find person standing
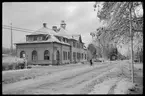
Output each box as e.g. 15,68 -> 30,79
90,59 -> 93,66
88,50 -> 93,66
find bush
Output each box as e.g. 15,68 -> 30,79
2,62 -> 26,71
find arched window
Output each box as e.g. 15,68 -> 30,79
20,51 -> 26,58
32,50 -> 37,61
44,50 -> 50,60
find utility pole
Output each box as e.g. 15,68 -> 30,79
129,2 -> 134,83
10,23 -> 13,55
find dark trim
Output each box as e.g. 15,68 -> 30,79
15,41 -> 71,46
15,42 -> 51,45
26,34 -> 47,36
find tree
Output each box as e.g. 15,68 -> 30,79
2,47 -> 17,56
93,2 -> 143,58
87,43 -> 96,58
94,2 -> 143,83
94,2 -> 143,41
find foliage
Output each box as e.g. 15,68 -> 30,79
2,47 -> 17,56
87,43 -> 96,58
2,55 -> 26,71
94,2 -> 143,41
2,62 -> 25,71
93,2 -> 143,59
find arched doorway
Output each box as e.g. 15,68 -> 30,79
32,50 -> 37,61
56,50 -> 60,65
20,51 -> 26,58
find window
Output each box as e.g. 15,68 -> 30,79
85,54 -> 87,59
68,52 -> 70,60
66,39 -> 68,43
39,36 -> 43,41
26,37 -> 28,41
73,42 -> 75,47
44,50 -> 50,60
42,36 -> 45,40
34,36 -> 37,41
63,38 -> 65,42
57,37 -> 61,41
63,51 -> 68,60
63,51 -> 65,60
32,50 -> 37,61
82,53 -> 83,59
66,52 -> 67,60
73,52 -> 76,61
77,52 -> 80,60
29,37 -> 32,41
20,51 -> 25,58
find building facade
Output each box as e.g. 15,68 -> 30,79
15,21 -> 87,65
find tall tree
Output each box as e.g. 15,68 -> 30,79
94,2 -> 143,41
94,2 -> 143,83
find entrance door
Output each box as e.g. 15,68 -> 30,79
56,50 -> 60,65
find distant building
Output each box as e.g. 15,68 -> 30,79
15,21 -> 87,65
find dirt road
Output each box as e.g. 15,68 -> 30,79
3,61 -> 123,94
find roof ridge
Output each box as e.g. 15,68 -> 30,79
30,27 -> 57,35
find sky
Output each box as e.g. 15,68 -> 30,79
2,2 -> 103,48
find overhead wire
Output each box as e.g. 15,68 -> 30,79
2,24 -> 54,34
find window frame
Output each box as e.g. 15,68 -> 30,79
33,36 -> 37,41
68,52 -> 70,60
20,51 -> 26,58
32,50 -> 38,61
44,50 -> 50,60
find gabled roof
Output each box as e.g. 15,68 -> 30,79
72,35 -> 80,41
30,27 -> 57,35
47,35 -> 60,42
56,28 -> 70,38
71,35 -> 83,43
56,28 -> 83,42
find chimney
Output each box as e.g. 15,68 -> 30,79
60,20 -> 66,29
43,23 -> 47,28
52,26 -> 57,32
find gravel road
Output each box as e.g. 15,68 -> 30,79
3,61 -> 126,94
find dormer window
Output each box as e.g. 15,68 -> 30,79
42,36 -> 46,40
63,38 -> 65,42
38,36 -> 42,41
73,41 -> 75,47
26,37 -> 28,41
34,36 -> 37,41
66,39 -> 68,43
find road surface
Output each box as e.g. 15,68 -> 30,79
3,61 -> 125,94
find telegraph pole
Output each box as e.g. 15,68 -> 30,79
129,2 -> 134,83
10,23 -> 13,55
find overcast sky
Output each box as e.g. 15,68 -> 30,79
2,2 -> 103,48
